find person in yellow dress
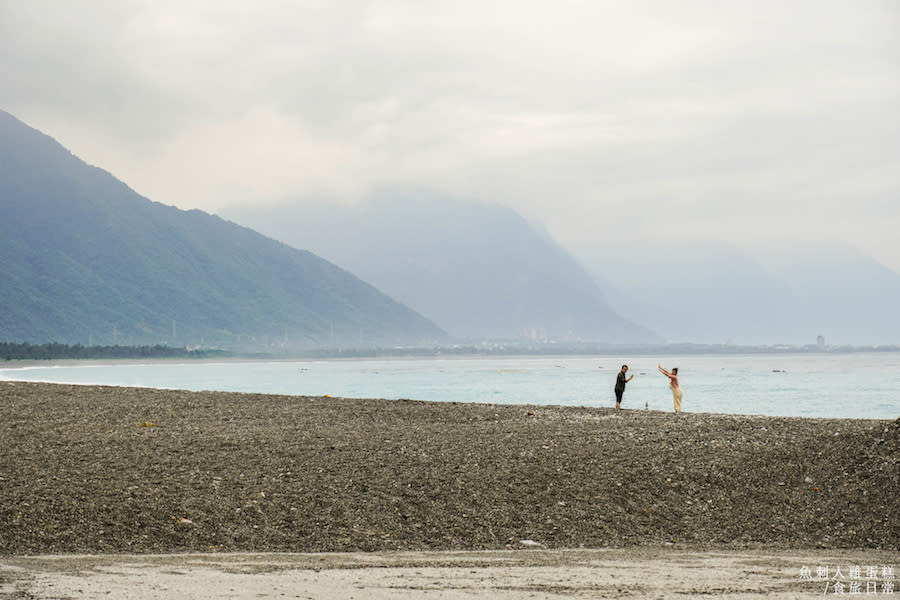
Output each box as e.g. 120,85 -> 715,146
658,365 -> 682,413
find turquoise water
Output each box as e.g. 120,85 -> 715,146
1,353 -> 898,420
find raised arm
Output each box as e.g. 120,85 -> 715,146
658,364 -> 673,379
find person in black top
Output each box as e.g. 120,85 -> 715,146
614,364 -> 633,409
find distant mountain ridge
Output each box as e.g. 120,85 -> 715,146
576,241 -> 900,346
224,191 -> 660,344
0,110 -> 445,348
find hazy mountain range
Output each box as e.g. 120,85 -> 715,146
227,194 -> 900,347
3,107 -> 898,349
0,110 -> 444,349
224,191 -> 659,344
575,241 -> 900,346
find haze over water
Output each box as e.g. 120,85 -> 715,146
3,353 -> 897,420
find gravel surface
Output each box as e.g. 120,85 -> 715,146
1,381 -> 897,555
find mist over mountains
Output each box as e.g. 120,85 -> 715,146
227,191 -> 900,347
0,110 -> 445,349
224,192 -> 659,344
3,106 -> 896,350
575,241 -> 900,346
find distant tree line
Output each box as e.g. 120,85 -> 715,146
1,342 -> 229,361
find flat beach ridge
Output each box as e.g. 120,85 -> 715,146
1,381 -> 897,555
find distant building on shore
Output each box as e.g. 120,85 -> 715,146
817,335 -> 825,349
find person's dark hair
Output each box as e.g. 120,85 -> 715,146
672,367 -> 678,374
622,364 -> 628,370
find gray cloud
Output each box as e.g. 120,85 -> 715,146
2,0 -> 898,268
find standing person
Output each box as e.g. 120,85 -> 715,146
658,365 -> 682,413
614,365 -> 633,409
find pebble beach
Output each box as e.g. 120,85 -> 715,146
1,381 -> 896,555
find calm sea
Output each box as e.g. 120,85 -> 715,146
1,353 -> 898,420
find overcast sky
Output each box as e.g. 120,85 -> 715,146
2,1 -> 899,270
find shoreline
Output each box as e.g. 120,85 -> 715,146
0,373 -> 890,423
2,355 -> 899,422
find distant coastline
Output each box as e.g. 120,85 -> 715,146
3,340 -> 899,362
289,342 -> 900,359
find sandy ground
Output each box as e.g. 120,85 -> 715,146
2,548 -> 898,599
